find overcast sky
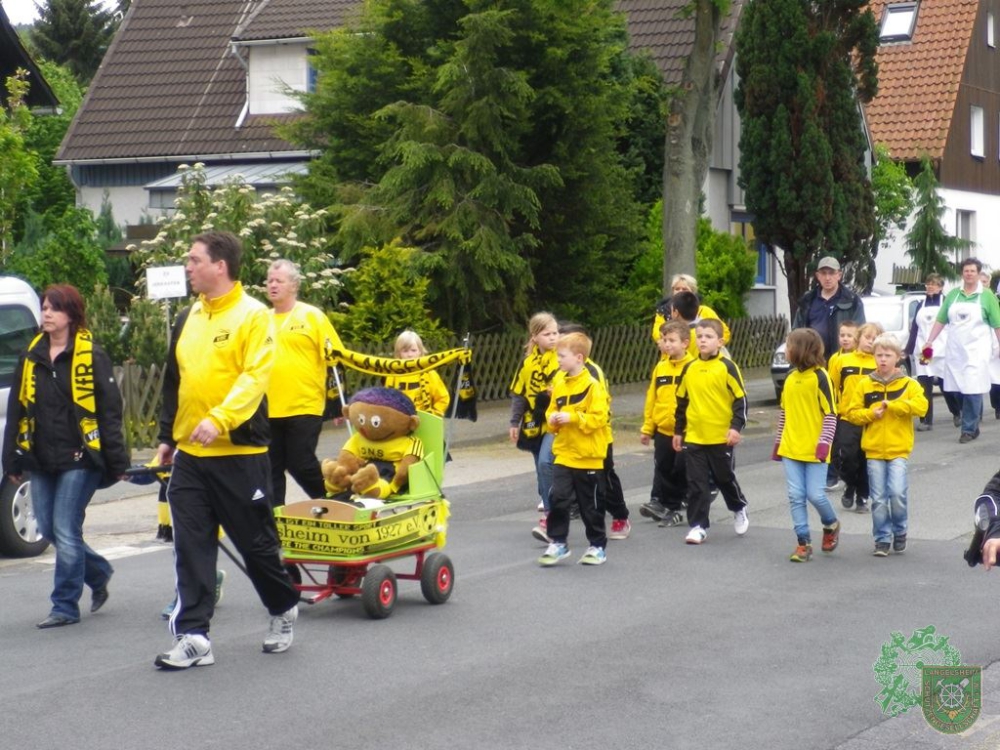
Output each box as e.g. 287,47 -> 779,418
3,1 -> 116,26
3,0 -> 40,25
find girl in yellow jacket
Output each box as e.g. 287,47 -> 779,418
508,312 -> 560,518
384,330 -> 451,417
771,328 -> 841,563
845,333 -> 928,557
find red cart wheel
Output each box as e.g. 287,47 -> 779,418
420,552 -> 454,605
361,564 -> 397,619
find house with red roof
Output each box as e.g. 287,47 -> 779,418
866,0 -> 1000,284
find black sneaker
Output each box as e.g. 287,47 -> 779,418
658,511 -> 685,527
953,414 -> 962,428
841,487 -> 855,509
893,534 -> 907,553
855,498 -> 869,513
960,432 -> 975,444
639,501 -> 667,521
873,542 -> 891,557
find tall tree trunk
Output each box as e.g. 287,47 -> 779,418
662,0 -> 724,294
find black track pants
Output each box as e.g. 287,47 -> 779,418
167,451 -> 299,636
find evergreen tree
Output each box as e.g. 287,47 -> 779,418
905,156 -> 965,280
0,72 -> 39,264
735,0 -> 878,313
22,60 -> 82,221
32,0 -> 116,84
289,0 -> 656,331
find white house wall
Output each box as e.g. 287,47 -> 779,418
874,186 -> 1000,286
78,185 -> 167,227
248,43 -> 309,115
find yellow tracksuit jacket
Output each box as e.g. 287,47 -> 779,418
845,371 -> 928,460
641,353 -> 694,437
165,283 -> 274,457
545,368 -> 610,470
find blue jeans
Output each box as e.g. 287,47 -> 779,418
782,459 -> 838,544
867,458 -> 908,544
32,468 -> 111,620
961,393 -> 983,435
533,432 -> 555,510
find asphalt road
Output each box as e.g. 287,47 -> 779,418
4,418 -> 1000,749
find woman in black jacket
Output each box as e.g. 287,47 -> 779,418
2,284 -> 129,628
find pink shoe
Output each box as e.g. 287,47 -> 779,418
531,518 -> 551,543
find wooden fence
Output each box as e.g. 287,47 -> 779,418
114,362 -> 167,450
115,316 -> 788,447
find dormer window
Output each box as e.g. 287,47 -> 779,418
880,2 -> 918,43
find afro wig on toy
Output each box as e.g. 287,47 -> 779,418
349,386 -> 418,416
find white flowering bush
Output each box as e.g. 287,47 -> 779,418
130,163 -> 345,311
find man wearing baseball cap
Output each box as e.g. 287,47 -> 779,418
791,256 -> 866,361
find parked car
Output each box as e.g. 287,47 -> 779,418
0,278 -> 44,557
771,292 -> 924,399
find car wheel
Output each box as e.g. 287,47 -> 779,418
0,474 -> 49,558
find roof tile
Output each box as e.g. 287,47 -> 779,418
59,0 -> 744,163
865,0 -> 979,160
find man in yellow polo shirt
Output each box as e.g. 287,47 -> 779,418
266,259 -> 343,504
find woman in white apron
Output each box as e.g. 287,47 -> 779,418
905,274 -> 958,430
924,259 -> 1000,442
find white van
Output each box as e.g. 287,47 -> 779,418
0,278 -> 45,557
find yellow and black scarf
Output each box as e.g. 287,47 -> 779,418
17,329 -> 101,456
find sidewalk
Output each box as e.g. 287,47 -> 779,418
440,365 -> 777,450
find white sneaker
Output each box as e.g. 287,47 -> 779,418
262,605 -> 298,654
154,634 -> 214,669
538,543 -> 571,566
734,508 -> 749,535
685,526 -> 707,545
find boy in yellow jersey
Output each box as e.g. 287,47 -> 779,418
538,332 -> 610,566
823,320 -> 859,492
832,322 -> 882,512
673,319 -> 750,545
532,321 -> 631,544
826,321 -> 859,392
639,321 -> 694,527
844,334 -> 928,556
